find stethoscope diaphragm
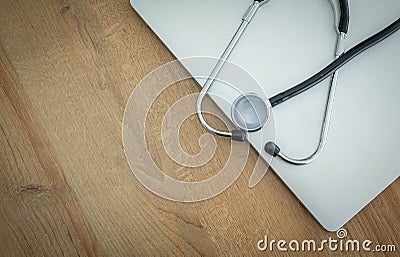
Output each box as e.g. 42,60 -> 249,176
231,93 -> 269,132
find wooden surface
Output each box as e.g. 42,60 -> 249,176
0,0 -> 398,256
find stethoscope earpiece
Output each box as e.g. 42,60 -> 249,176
264,142 -> 280,157
196,0 -> 400,165
231,130 -> 247,142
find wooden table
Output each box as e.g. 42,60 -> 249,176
0,0 -> 398,256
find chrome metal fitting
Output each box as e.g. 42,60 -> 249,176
242,0 -> 271,22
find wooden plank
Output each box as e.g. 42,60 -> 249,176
0,47 -> 104,256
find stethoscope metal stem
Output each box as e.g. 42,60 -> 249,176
277,33 -> 346,165
196,1 -> 263,138
195,0 -> 399,166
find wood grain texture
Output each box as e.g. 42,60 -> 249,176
0,0 -> 398,256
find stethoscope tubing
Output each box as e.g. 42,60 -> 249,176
196,0 -> 400,165
196,2 -> 262,141
267,33 -> 345,165
270,17 -> 400,108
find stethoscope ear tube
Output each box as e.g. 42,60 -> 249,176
267,17 -> 400,165
196,1 -> 265,141
267,32 -> 345,165
196,0 -> 400,165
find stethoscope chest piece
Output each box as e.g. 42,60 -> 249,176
231,93 -> 270,132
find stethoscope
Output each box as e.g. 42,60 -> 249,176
197,0 -> 400,165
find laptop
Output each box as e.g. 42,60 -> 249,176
130,0 -> 400,231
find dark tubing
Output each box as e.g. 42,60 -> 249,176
339,0 -> 350,33
269,18 -> 400,107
